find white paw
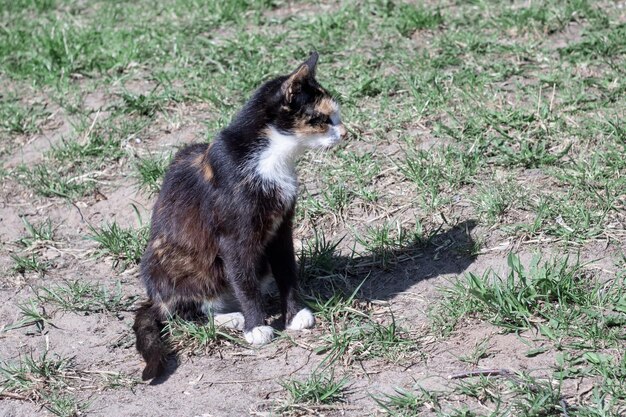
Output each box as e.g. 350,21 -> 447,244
244,325 -> 274,345
287,308 -> 315,330
213,312 -> 245,330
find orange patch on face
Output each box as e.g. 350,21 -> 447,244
316,97 -> 338,116
293,116 -> 328,137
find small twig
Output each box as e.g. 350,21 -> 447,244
82,110 -> 101,144
69,200 -> 85,222
182,350 -> 313,386
365,204 -> 411,223
577,385 -> 596,402
81,370 -> 120,376
549,83 -> 556,113
0,392 -> 31,401
448,368 -> 513,379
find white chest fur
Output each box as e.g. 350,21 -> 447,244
254,126 -> 302,203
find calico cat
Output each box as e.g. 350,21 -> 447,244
133,52 -> 347,380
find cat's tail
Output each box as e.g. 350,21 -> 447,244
133,300 -> 167,380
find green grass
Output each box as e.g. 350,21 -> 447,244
457,337 -> 491,366
17,217 -> 56,247
450,373 -> 566,417
310,285 -> 417,366
471,180 -> 517,224
7,100 -> 157,200
431,253 -> 625,415
374,387 -> 440,417
9,217 -> 58,276
10,253 -> 49,275
42,392 -> 90,417
15,163 -> 95,200
0,351 -> 88,416
317,314 -> 415,365
165,317 -> 241,355
88,221 -> 149,270
353,220 -> 431,269
14,122 -> 129,199
433,253 -> 626,345
0,96 -> 49,135
36,280 -> 137,314
299,228 -> 343,283
120,90 -> 182,117
2,300 -> 53,333
277,371 -> 348,414
0,351 -> 71,396
0,349 -> 130,416
134,153 -> 171,195
49,133 -> 125,166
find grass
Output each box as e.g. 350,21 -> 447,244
2,300 -> 53,333
1,0 -> 625,415
88,221 -> 149,270
471,180 -> 517,224
373,387 -> 439,417
36,280 -> 137,314
134,153 -> 171,195
3,282 -> 136,333
430,253 -> 625,415
309,285 -> 417,366
433,253 -> 625,344
317,314 -> 415,365
0,351 -> 88,416
11,253 -> 49,275
450,373 -> 566,417
457,337 -> 491,366
0,96 -> 48,135
9,217 -> 58,276
0,349 -> 131,416
165,317 -> 241,355
277,371 -> 348,414
42,392 -> 90,417
0,351 -> 71,398
17,217 -> 55,247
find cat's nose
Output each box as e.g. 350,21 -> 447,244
337,124 -> 348,139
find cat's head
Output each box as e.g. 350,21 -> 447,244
272,52 -> 347,149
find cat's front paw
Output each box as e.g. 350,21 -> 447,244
244,325 -> 274,345
287,308 -> 315,330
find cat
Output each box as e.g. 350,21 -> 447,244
133,52 -> 347,380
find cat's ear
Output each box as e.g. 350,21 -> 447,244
281,52 -> 319,103
302,51 -> 319,78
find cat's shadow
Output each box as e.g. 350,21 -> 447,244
297,219 -> 478,308
148,359 -> 179,386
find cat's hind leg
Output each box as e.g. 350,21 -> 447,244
213,312 -> 245,330
202,295 -> 245,331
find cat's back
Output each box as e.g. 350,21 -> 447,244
157,143 -> 212,197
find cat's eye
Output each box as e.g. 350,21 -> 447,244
309,115 -> 330,126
